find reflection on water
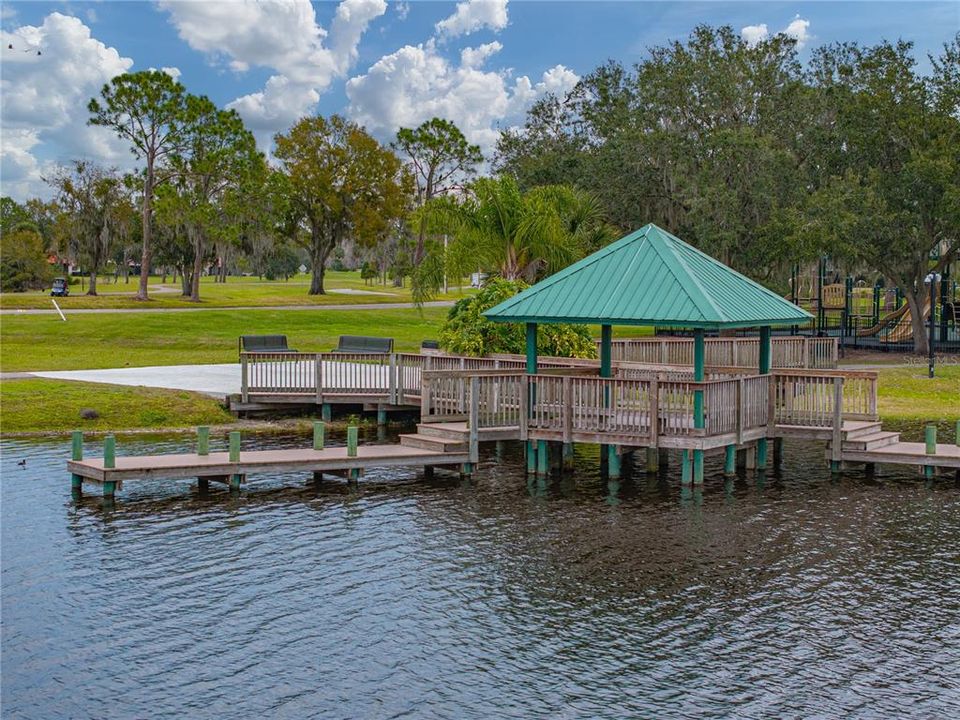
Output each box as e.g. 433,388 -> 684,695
2,429 -> 959,719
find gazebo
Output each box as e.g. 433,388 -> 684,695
484,223 -> 813,482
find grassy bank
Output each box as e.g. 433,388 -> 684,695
1,306 -> 453,371
0,271 -> 471,310
0,379 -> 234,434
876,365 -> 960,440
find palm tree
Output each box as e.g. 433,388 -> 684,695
413,175 -> 611,302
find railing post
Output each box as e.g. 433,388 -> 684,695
421,376 -> 432,419
520,375 -> 529,441
562,376 -> 572,444
736,378 -> 744,445
241,354 -> 249,404
831,377 -> 844,467
388,353 -> 398,405
649,378 -> 659,445
469,377 -> 480,464
315,353 -> 322,405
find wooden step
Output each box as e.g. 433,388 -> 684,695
417,423 -> 470,441
842,431 -> 901,451
399,433 -> 468,453
841,421 -> 883,440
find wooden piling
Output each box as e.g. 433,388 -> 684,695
692,448 -> 704,484
608,446 -> 622,479
71,431 -> 84,495
681,449 -> 691,484
229,431 -> 241,462
322,403 -> 332,422
347,426 -> 358,457
313,421 -> 325,450
197,426 -> 209,456
377,406 -> 387,426
536,439 -> 549,477
646,447 -> 658,473
103,435 -> 116,469
724,445 -> 736,477
925,425 -> 936,479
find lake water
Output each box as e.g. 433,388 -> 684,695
2,429 -> 959,719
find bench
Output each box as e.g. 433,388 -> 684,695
332,335 -> 394,354
239,335 -> 297,355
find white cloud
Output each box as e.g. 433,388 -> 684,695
435,0 -> 508,39
783,15 -> 812,50
161,66 -> 181,79
395,2 -> 410,21
85,9 -> 98,24
159,0 -> 386,145
346,40 -> 577,156
460,41 -> 502,68
740,23 -> 769,47
741,16 -> 811,50
0,13 -> 134,199
1,5 -> 17,22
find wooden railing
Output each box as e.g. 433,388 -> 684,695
241,352 -> 872,445
771,369 -> 879,427
604,336 -> 838,369
425,370 -> 773,446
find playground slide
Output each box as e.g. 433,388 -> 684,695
856,303 -> 910,337
880,298 -> 930,343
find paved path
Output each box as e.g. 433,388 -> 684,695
30,364 -> 241,397
1,300 -> 454,316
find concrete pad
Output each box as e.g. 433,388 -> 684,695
33,364 -> 241,397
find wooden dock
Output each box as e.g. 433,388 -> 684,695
68,343 -> 958,501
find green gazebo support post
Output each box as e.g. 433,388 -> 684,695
756,326 -> 772,469
526,322 -> 538,475
692,329 -> 705,484
600,324 -> 620,477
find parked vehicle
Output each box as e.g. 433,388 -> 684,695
50,278 -> 69,297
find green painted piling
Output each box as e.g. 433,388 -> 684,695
103,435 -> 116,469
322,403 -> 332,422
562,443 -> 575,471
230,474 -> 242,491
103,480 -> 117,498
347,426 -> 358,457
536,439 -> 549,477
681,450 -> 691,484
377,406 -> 387,426
756,438 -> 768,469
724,445 -> 736,476
693,449 -> 704,484
956,419 -> 960,446
229,431 -> 241,462
72,431 -> 83,461
526,441 -> 537,474
313,421 -> 325,450
197,426 -> 209,456
608,446 -> 622,479
925,425 -> 937,479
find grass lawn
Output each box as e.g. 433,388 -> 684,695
876,365 -> 960,431
1,379 -> 234,434
0,271 -> 473,310
0,306 -> 453,371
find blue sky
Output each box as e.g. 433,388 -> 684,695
2,1 -> 957,200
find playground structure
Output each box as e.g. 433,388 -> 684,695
789,259 -> 959,351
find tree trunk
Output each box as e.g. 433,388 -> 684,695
308,224 -> 334,295
904,286 -> 929,354
137,163 -> 154,301
180,265 -> 192,297
87,271 -> 98,296
190,231 -> 203,302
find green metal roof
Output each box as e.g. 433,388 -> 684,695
484,224 -> 814,329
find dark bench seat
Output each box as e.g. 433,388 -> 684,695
332,335 -> 394,354
239,335 -> 297,355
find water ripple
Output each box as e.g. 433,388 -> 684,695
2,431 -> 959,719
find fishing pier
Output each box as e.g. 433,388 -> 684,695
67,225 -> 959,500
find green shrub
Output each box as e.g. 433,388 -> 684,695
439,278 -> 596,358
0,229 -> 52,292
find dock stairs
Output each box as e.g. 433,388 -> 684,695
840,421 -> 901,452
399,423 -> 470,453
